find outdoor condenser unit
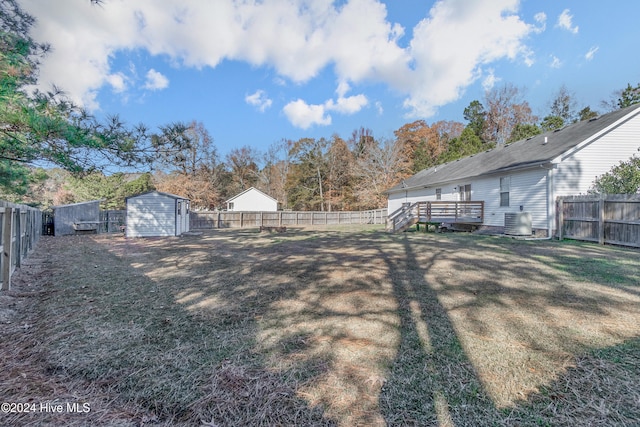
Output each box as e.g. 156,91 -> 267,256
504,212 -> 532,236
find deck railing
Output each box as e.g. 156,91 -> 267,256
387,201 -> 484,232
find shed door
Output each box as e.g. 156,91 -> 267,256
176,201 -> 182,235
183,201 -> 190,233
175,200 -> 189,235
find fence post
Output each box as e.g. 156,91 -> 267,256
2,207 -> 13,291
15,209 -> 21,268
598,195 -> 605,245
557,198 -> 563,241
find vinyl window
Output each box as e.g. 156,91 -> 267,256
500,176 -> 510,207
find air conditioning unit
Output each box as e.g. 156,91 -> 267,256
504,212 -> 532,236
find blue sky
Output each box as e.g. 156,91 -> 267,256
20,0 -> 640,163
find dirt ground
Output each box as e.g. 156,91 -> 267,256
1,227 -> 639,426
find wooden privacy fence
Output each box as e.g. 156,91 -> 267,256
557,195 -> 640,248
1,201 -> 42,290
190,209 -> 387,229
100,210 -> 126,233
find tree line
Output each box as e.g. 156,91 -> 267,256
2,0 -> 639,210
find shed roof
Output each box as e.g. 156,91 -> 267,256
225,187 -> 278,203
126,190 -> 189,201
52,200 -> 102,209
387,104 -> 640,194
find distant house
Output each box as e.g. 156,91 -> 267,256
225,187 -> 278,211
52,200 -> 101,236
126,191 -> 190,237
386,104 -> 640,236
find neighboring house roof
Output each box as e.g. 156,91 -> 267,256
387,104 -> 640,194
225,187 -> 278,203
126,190 -> 189,201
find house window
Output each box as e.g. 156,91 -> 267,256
435,188 -> 442,200
228,202 -> 234,211
500,176 -> 510,207
177,201 -> 182,215
459,184 -> 471,201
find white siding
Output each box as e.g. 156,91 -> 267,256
228,188 -> 278,211
127,193 -> 177,237
387,184 -> 459,213
555,113 -> 640,196
474,169 -> 548,229
389,168 -> 550,230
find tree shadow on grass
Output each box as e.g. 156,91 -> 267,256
11,234 -> 338,427
378,235 -> 501,425
25,230 -> 640,426
127,229 -> 640,425
504,337 -> 640,425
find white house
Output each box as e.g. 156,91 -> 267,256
225,187 -> 278,211
126,191 -> 190,237
387,104 -> 640,236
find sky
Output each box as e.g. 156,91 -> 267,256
19,0 -> 640,163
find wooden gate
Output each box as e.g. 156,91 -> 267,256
42,211 -> 54,236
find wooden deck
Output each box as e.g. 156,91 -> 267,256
387,201 -> 484,232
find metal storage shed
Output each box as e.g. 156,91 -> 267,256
126,191 -> 190,238
52,200 -> 101,236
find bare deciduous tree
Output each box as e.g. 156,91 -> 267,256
483,83 -> 537,145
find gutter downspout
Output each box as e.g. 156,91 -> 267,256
544,162 -> 557,239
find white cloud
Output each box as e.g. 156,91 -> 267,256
21,0 -> 540,118
283,83 -> 368,128
326,84 -> 369,114
375,101 -> 383,115
533,12 -> 547,33
106,72 -> 128,93
556,9 -> 579,34
325,94 -> 368,114
482,70 -> 500,91
403,0 -> 535,117
245,90 -> 273,112
143,69 -> 169,91
283,99 -> 332,129
550,55 -> 562,69
585,46 -> 599,61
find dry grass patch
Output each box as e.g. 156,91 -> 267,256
1,227 -> 639,426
